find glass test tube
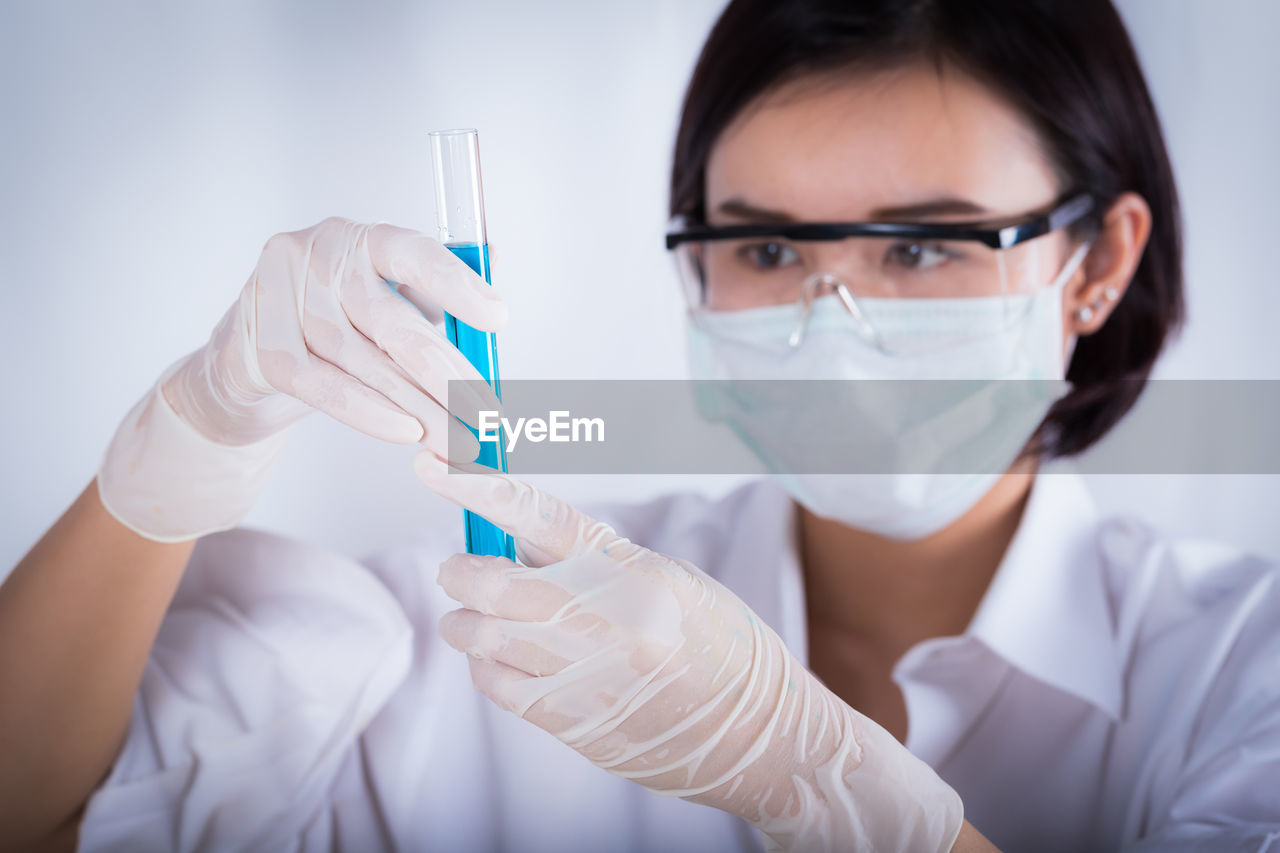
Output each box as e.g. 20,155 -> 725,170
429,128 -> 516,560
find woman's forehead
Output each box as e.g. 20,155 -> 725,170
705,62 -> 1063,223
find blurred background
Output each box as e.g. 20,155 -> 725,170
2,0 -> 1277,572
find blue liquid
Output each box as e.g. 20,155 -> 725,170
444,243 -> 516,561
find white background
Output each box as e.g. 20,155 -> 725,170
2,0 -> 1277,572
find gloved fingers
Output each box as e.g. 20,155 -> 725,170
463,651 -> 613,730
464,655 -> 540,718
412,452 -> 647,564
263,348 -> 424,444
438,609 -> 584,677
475,644 -> 665,740
248,233 -> 420,444
386,280 -> 445,325
513,536 -> 560,569
437,552 -> 575,620
298,300 -> 479,461
364,223 -> 508,332
336,260 -> 501,429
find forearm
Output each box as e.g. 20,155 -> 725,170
951,820 -> 999,852
0,479 -> 194,848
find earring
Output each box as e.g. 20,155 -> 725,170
1076,286 -> 1120,325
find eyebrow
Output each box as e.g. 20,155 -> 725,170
715,196 -> 993,223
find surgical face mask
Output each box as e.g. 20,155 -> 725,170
684,243 -> 1089,541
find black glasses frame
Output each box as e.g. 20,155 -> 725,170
665,192 -> 1096,252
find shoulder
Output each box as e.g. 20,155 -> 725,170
1096,512 -> 1280,662
183,526 -> 406,611
175,527 -> 414,669
1087,511 -> 1280,838
1096,511 -> 1280,757
164,526 -> 414,713
81,529 -> 416,850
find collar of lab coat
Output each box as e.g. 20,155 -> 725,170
742,464 -> 1123,723
961,465 -> 1124,720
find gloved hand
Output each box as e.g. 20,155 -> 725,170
413,452 -> 965,852
98,217 -> 505,542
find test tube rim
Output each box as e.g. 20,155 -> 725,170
429,127 -> 479,138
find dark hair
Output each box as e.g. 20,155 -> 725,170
670,0 -> 1184,458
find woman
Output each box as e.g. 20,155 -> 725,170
2,0 -> 1277,850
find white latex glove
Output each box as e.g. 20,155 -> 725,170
413,452 -> 965,852
98,217 -> 504,542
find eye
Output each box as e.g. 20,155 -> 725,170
735,241 -> 799,271
884,241 -> 962,271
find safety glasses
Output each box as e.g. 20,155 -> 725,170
665,192 -> 1096,353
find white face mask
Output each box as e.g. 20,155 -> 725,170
684,243 -> 1089,540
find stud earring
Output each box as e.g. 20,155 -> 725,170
1077,286 -> 1120,325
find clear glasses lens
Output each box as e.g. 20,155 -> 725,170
674,233 -> 1056,355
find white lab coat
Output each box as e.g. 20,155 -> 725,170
79,467 -> 1280,852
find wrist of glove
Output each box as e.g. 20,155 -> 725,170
96,346 -> 298,544
97,285 -> 313,543
679,637 -> 963,853
414,452 -> 964,852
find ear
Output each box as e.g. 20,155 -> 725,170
1065,192 -> 1152,335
